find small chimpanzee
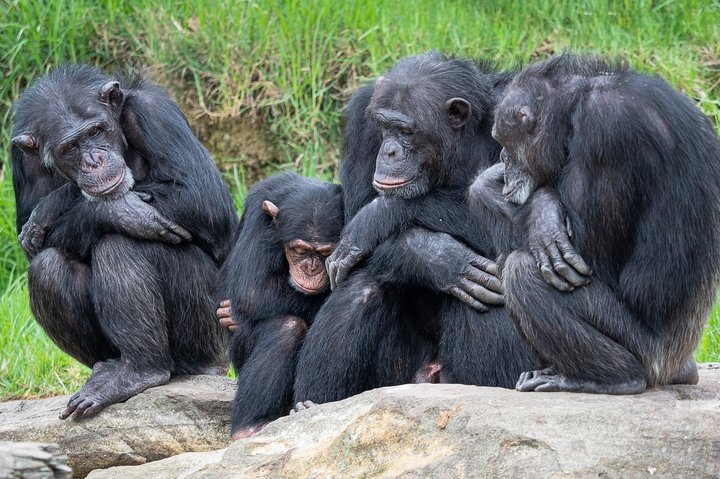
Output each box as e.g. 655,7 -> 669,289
292,53 -> 540,408
476,53 -> 720,394
216,173 -> 343,438
11,64 -> 238,418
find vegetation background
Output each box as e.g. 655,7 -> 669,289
1,0 -> 719,399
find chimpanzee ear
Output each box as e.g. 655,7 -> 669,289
445,98 -> 471,129
262,200 -> 280,219
11,134 -> 39,155
516,106 -> 537,132
100,81 -> 125,114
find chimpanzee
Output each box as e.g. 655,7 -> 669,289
292,52 -> 539,407
216,173 -> 343,438
11,64 -> 239,418
476,53 -> 720,394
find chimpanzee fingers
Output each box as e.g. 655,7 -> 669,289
460,278 -> 505,306
470,255 -> 499,276
449,286 -> 489,312
155,213 -> 193,242
538,256 -> 574,292
547,243 -> 590,288
556,240 -> 592,277
464,266 -> 503,295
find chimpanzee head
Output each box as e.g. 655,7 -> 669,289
367,53 -> 489,199
263,183 -> 344,295
12,65 -> 133,200
493,55 -> 591,205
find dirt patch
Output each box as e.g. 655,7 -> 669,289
192,113 -> 280,181
160,79 -> 281,183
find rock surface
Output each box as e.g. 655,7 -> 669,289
0,441 -> 72,478
82,364 -> 720,479
0,375 -> 235,478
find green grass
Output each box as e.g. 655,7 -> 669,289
1,0 -> 720,399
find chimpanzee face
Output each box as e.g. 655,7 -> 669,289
12,81 -> 133,200
369,77 -> 471,199
492,84 -> 541,205
262,199 -> 340,295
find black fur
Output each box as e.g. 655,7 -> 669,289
475,53 -> 720,393
12,64 -> 238,417
218,173 -> 343,436
293,52 -> 537,405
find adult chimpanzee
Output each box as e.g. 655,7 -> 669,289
216,173 -> 344,439
475,53 -> 720,394
11,64 -> 239,418
292,52 -> 539,407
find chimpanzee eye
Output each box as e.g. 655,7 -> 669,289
293,247 -> 306,255
64,142 -> 78,154
400,126 -> 413,136
90,125 -> 103,137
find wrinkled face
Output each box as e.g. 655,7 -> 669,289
369,79 -> 471,199
284,239 -> 335,294
13,81 -> 133,200
492,86 -> 540,205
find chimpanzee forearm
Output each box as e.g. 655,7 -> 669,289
521,187 -> 592,291
365,227 -> 504,311
18,183 -> 83,259
44,190 -> 192,259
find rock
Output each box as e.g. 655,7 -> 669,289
85,364 -> 720,479
0,375 -> 235,478
0,441 -> 72,478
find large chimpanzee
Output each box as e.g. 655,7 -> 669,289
292,52 -> 540,406
216,173 -> 344,439
11,64 -> 238,418
473,53 -> 720,394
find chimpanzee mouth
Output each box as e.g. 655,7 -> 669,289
372,176 -> 415,190
88,169 -> 127,197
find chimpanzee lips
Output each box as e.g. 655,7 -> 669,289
372,176 -> 414,190
87,169 -> 126,197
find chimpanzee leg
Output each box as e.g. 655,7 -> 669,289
27,247 -> 116,367
60,235 -> 172,419
230,316 -> 307,439
153,243 -> 226,375
503,251 -> 647,394
293,269 -> 424,405
439,297 -> 538,388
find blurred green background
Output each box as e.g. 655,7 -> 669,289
1,0 -> 719,399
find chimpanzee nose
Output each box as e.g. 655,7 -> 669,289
382,140 -> 399,158
83,149 -> 107,170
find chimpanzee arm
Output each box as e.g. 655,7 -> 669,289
44,191 -> 193,260
327,187 -> 495,288
120,83 -> 239,265
470,163 -> 591,290
366,228 -> 504,312
522,188 -> 592,291
18,183 -> 80,259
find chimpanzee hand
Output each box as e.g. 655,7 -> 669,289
525,188 -> 591,291
19,215 -> 50,259
327,196 -> 403,289
403,228 -> 504,312
326,239 -> 366,289
97,191 -> 193,244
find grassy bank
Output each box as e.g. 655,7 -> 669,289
2,0 -> 719,398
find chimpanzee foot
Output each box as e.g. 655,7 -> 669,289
667,359 -> 699,385
412,361 -> 443,384
60,360 -> 170,420
516,367 -> 646,394
290,400 -> 316,414
231,420 -> 271,440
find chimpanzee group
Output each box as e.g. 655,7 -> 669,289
11,51 -> 720,435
